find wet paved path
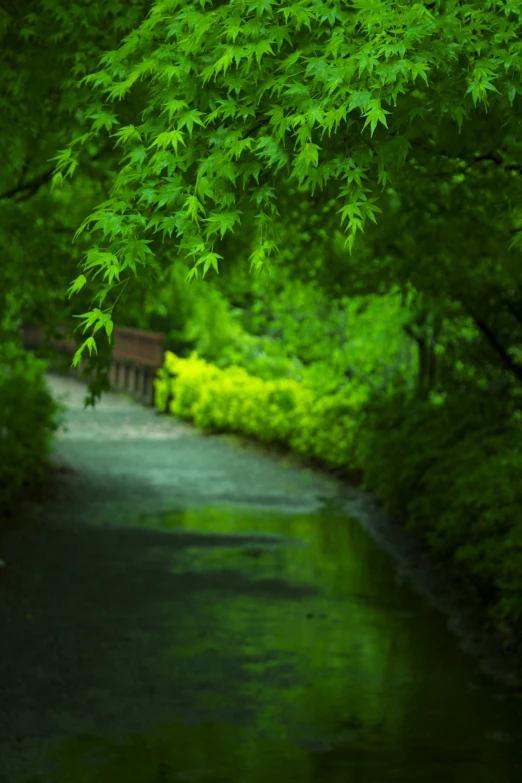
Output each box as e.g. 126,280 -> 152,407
1,373 -> 522,782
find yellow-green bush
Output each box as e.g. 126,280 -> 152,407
154,352 -> 220,420
154,351 -> 367,466
169,353 -> 221,420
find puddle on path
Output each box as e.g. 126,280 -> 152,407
15,504 -> 522,783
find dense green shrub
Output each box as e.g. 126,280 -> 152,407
217,336 -> 305,382
288,384 -> 370,468
356,388 -> 522,647
130,273 -> 417,402
0,342 -> 66,518
241,282 -> 418,391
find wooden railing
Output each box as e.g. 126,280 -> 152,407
22,323 -> 165,406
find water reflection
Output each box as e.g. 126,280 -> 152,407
25,505 -> 522,782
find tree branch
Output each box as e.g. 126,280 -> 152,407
463,302 -> 522,387
0,167 -> 56,203
460,153 -> 505,173
501,294 -> 522,327
0,146 -> 112,203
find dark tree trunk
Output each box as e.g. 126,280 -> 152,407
403,309 -> 441,400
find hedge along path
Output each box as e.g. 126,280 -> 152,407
154,349 -> 369,474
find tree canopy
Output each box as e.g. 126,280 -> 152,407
47,0 -> 522,356
3,0 -> 522,403
0,0 -> 151,398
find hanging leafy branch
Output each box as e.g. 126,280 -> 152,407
50,0 -> 522,361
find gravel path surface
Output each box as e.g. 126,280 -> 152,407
0,374 -> 346,781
